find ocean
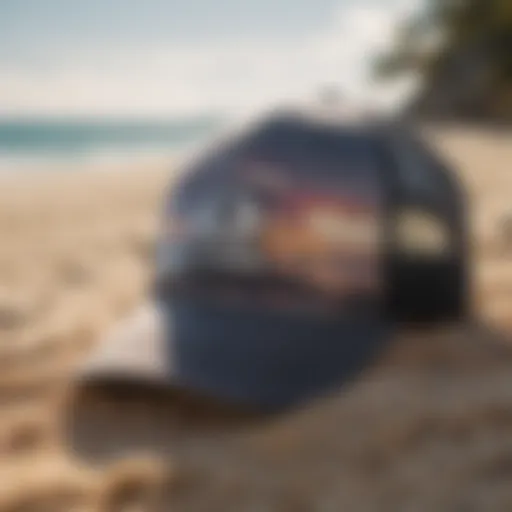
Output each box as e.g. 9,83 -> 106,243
0,116 -> 224,172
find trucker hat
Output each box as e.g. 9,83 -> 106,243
77,110 -> 392,410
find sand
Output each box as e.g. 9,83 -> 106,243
0,126 -> 511,511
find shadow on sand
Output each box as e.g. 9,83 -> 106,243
65,317 -> 512,468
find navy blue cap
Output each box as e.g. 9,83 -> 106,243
78,111 -> 392,410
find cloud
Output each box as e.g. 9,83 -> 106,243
0,0 -> 422,117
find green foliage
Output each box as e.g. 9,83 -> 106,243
374,0 -> 512,116
375,0 -> 512,82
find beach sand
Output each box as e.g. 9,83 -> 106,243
0,126 -> 511,511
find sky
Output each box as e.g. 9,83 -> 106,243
0,0 -> 424,118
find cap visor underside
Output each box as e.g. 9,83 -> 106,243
77,304 -> 172,386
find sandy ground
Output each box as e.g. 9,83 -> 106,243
0,126 -> 511,511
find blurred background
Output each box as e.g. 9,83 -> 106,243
0,0 -> 422,172
0,1 -> 511,511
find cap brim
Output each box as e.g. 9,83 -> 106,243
77,299 -> 390,409
77,304 -> 172,387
